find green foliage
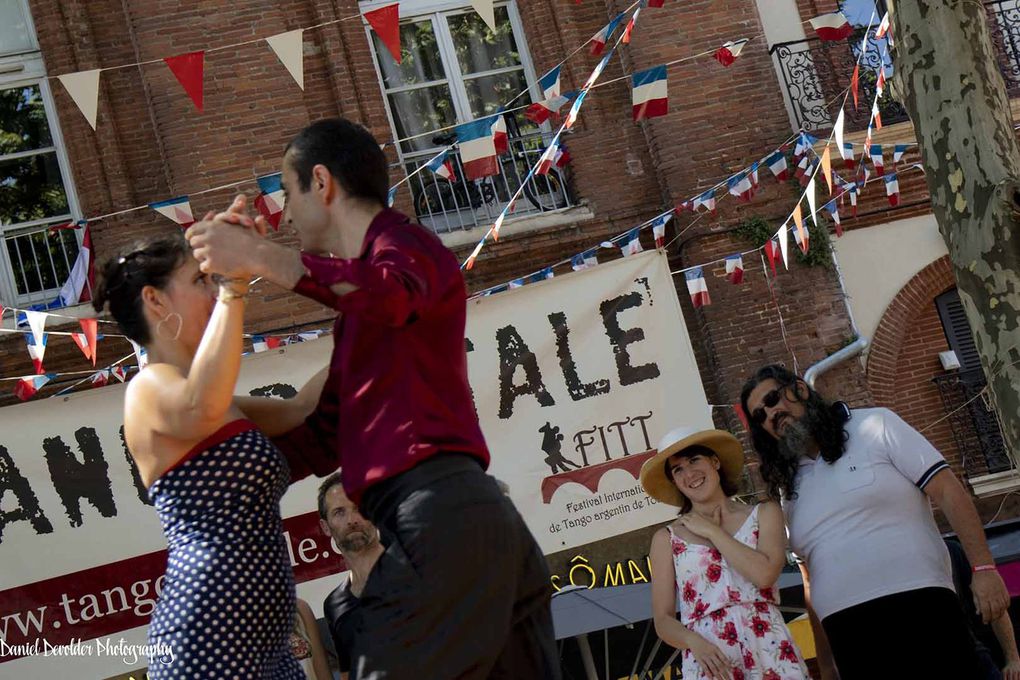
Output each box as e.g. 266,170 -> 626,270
734,215 -> 834,268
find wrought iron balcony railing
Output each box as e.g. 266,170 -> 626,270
393,119 -> 573,235
933,369 -> 1013,478
770,1 -> 1020,133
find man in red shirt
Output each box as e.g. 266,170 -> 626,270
186,118 -> 559,679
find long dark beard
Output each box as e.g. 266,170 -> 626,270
778,419 -> 814,460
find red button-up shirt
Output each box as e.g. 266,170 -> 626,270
272,209 -> 490,504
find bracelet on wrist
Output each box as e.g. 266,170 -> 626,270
973,564 -> 998,573
217,278 -> 250,302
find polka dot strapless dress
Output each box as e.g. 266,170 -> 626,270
145,420 -> 303,679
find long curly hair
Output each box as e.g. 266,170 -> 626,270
739,365 -> 850,501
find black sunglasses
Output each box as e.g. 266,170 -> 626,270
750,389 -> 783,426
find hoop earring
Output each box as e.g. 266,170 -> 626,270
156,312 -> 182,341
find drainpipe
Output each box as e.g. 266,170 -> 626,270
804,233 -> 870,388
804,336 -> 870,388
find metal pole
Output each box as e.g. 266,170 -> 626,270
575,634 -> 599,680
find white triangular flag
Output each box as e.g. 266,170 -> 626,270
806,176 -> 819,228
266,29 -> 305,90
25,310 -> 47,349
470,0 -> 497,31
57,69 -> 102,130
778,223 -> 790,269
834,109 -> 847,161
130,340 -> 149,369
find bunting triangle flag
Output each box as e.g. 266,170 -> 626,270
387,186 -> 398,208
714,39 -> 749,67
539,66 -> 562,99
58,69 -> 102,130
834,109 -> 846,161
651,213 -> 672,248
25,310 -> 47,351
792,202 -> 806,250
848,181 -> 859,217
725,254 -> 744,285
728,172 -> 754,202
365,4 -> 402,64
14,374 -> 53,401
425,150 -> 457,182
851,64 -> 860,110
491,112 -> 508,155
820,146 -> 833,195
470,0 -> 497,31
824,199 -> 843,237
25,333 -> 47,374
81,318 -> 98,366
869,144 -> 884,176
793,221 -> 810,254
885,172 -> 900,206
253,335 -> 284,353
508,278 -> 524,290
164,51 -> 205,112
150,196 -> 196,229
622,8 -> 641,44
111,366 -> 129,382
693,188 -> 717,213
455,118 -> 499,179
764,239 -> 779,276
571,250 -> 599,271
806,176 -> 819,228
766,151 -> 788,181
893,144 -> 908,166
631,65 -> 668,121
620,228 -> 643,256
130,340 -> 148,369
843,143 -> 856,171
876,12 -> 891,39
591,14 -> 625,56
685,267 -> 711,308
810,12 -> 853,41
71,332 -> 92,364
647,0 -> 665,6
266,29 -> 305,90
57,224 -> 93,307
90,369 -> 110,388
254,173 -> 285,230
778,223 -> 790,269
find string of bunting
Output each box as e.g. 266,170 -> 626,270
4,9 -> 909,398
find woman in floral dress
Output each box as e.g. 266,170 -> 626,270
641,427 -> 808,680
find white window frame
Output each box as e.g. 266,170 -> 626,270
0,4 -> 84,308
362,0 -> 545,165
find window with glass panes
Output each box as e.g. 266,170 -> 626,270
0,0 -> 82,307
367,1 -> 540,157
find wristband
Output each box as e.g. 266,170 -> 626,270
217,278 -> 250,302
973,564 -> 998,573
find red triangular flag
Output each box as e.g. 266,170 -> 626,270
764,240 -> 778,277
365,4 -> 402,64
734,402 -> 750,432
81,318 -> 98,367
164,51 -> 205,112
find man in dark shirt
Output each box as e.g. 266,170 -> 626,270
318,471 -> 383,679
186,118 -> 559,679
946,538 -> 1020,679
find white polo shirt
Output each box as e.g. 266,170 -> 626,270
784,407 -> 954,621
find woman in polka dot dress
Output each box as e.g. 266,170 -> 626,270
93,220 -> 327,679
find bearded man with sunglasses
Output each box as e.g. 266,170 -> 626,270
741,364 -> 1008,680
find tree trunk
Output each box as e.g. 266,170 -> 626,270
891,0 -> 1020,460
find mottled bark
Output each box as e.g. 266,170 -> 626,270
891,0 -> 1020,459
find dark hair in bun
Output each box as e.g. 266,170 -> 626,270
92,232 -> 190,345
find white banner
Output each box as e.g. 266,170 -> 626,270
0,250 -> 712,677
468,250 -> 712,553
